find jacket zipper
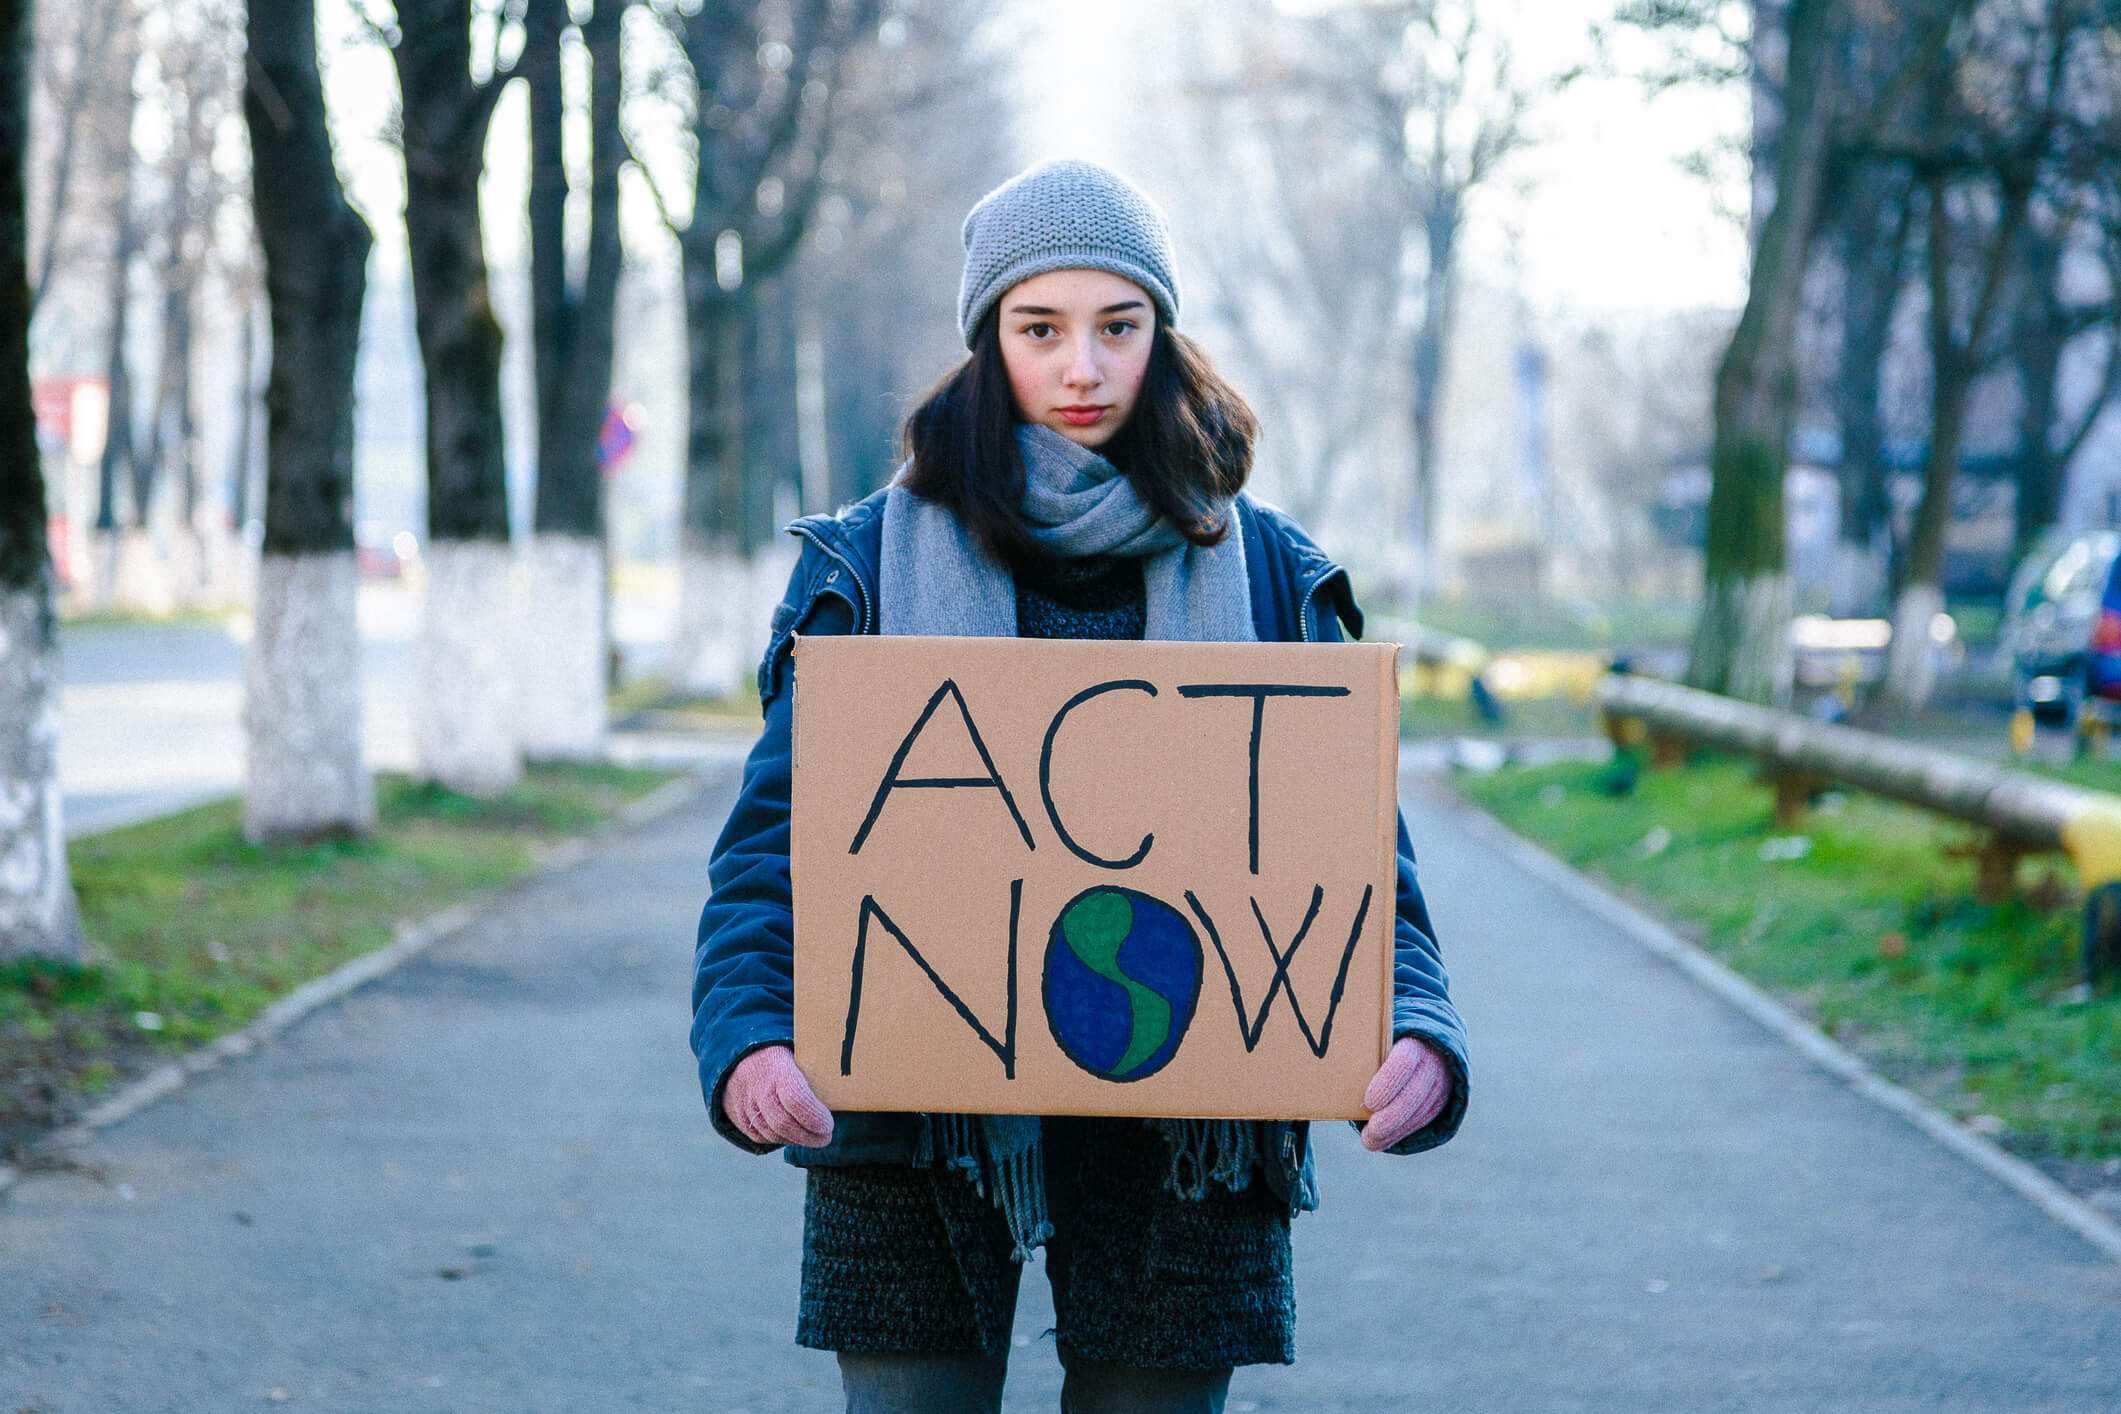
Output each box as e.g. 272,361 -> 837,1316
789,523 -> 874,633
1296,565 -> 1347,643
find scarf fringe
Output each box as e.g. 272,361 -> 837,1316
1152,1117 -> 1257,1200
925,1114 -> 1256,1262
991,1143 -> 1054,1263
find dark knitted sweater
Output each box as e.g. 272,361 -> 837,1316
1013,553 -> 1146,640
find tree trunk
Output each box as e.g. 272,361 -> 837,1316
1408,192 -> 1459,603
394,0 -> 518,794
1685,0 -> 1838,703
228,292 -> 257,534
2011,221 -> 2067,558
144,272 -> 201,596
415,539 -> 517,793
403,195 -> 508,544
1687,438 -> 1796,705
1830,164 -> 1909,613
519,0 -> 621,759
519,533 -> 605,754
742,273 -> 800,552
27,0 -> 116,314
1,0 -> 83,961
525,0 -> 566,530
672,256 -> 750,698
243,0 -> 375,842
1885,188 -> 1977,713
94,140 -> 134,533
665,0 -> 872,698
818,267 -> 903,505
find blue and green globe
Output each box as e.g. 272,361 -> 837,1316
1042,886 -> 1203,1083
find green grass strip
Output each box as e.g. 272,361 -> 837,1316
1458,757 -> 2121,1165
2,762 -> 679,1160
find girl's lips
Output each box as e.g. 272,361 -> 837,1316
1058,406 -> 1107,425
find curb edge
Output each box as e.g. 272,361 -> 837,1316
0,766 -> 711,1203
1446,790 -> 2121,1266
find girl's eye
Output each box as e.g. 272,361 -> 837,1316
1103,320 -> 1136,338
1022,322 -> 1055,339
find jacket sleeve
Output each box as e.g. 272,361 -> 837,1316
1306,558 -> 1470,1154
1382,811 -> 1469,1154
690,557 -> 856,1153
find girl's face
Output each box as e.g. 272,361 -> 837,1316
995,268 -> 1155,451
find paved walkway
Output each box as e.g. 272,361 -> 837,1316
4,763 -> 2119,1411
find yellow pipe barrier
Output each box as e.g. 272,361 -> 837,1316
1595,672 -> 2121,983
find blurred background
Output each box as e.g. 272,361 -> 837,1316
5,0 -> 2121,892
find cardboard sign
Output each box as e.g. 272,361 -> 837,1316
791,635 -> 1400,1120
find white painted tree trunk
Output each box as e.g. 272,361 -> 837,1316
671,545 -> 797,701
670,548 -> 746,701
1689,569 -> 1794,707
415,539 -> 521,795
516,532 -> 606,760
0,586 -> 81,961
1883,580 -> 1945,713
243,550 -> 374,842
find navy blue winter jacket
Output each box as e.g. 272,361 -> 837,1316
691,488 -> 1470,1216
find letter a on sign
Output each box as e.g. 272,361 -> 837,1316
790,634 -> 1402,1121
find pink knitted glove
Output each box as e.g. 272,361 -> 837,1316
1360,1036 -> 1451,1151
723,1045 -> 835,1148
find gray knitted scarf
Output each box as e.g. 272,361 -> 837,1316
880,422 -> 1259,1260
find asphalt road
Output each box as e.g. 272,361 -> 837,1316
58,596 -> 418,838
56,585 -> 688,837
4,765 -> 2119,1411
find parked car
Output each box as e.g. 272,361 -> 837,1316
2001,529 -> 2121,724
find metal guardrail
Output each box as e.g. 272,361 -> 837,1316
1594,673 -> 2121,983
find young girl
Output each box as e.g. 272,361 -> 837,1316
692,159 -> 1468,1413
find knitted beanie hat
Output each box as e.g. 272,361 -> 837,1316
956,159 -> 1180,348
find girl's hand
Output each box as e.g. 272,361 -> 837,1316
724,1045 -> 835,1148
1359,1036 -> 1451,1151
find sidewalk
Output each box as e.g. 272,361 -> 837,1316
3,764 -> 2118,1411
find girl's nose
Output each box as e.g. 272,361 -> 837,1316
1064,335 -> 1102,388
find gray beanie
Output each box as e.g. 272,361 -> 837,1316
956,159 -> 1180,348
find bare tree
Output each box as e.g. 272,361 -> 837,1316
518,0 -> 623,758
1161,0 -> 1560,598
794,0 -> 1014,509
1376,0 -> 1550,598
630,0 -> 877,697
1825,160 -> 1915,606
90,3 -> 138,570
26,0 -> 119,315
1674,0 -> 1842,700
1,0 -> 82,960
135,0 -> 245,600
390,0 -> 521,793
1879,0 -> 2116,710
2006,188 -> 2120,557
242,0 -> 376,841
1150,0 -> 1410,533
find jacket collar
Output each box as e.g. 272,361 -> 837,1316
787,488 -> 890,634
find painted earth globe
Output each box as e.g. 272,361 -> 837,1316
1042,886 -> 1203,1082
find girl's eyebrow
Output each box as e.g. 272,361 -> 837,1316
1004,300 -> 1149,317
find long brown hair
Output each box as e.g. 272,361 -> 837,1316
900,313 -> 1259,571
